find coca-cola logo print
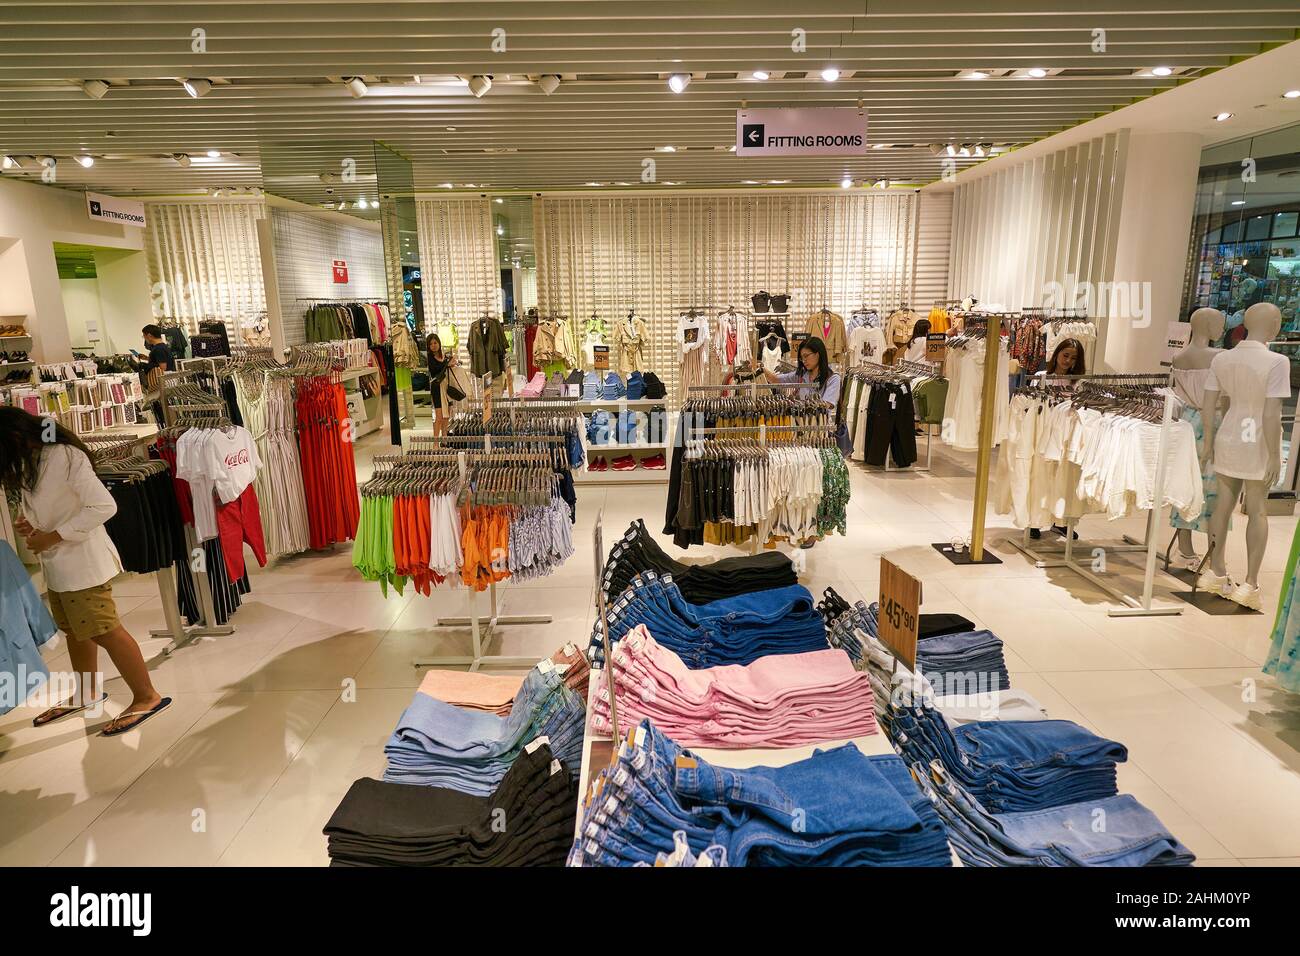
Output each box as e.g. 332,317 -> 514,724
224,449 -> 250,468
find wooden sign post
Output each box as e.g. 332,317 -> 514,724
878,557 -> 922,671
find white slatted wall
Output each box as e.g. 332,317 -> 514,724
913,190 -> 954,309
948,130 -> 1131,313
415,198 -> 499,359
270,208 -> 388,346
534,192 -> 917,398
143,200 -> 268,339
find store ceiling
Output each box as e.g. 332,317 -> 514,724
0,1 -> 1297,207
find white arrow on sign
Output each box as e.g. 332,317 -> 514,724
748,129 -> 761,143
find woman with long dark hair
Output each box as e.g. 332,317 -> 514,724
1029,338 -> 1088,540
763,336 -> 842,407
425,333 -> 451,437
0,408 -> 169,735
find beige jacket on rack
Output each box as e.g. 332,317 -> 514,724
886,309 -> 921,349
390,324 -> 422,367
804,310 -> 849,369
612,315 -> 649,373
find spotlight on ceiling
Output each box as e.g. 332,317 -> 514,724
958,70 -> 989,80
668,73 -> 691,94
1214,112 -> 1233,122
467,75 -> 493,98
494,197 -> 504,203
974,144 -> 986,157
928,144 -> 945,156
81,79 -> 110,99
946,144 -> 957,157
1151,66 -> 1174,77
959,144 -> 972,157
538,74 -> 561,95
0,155 -> 14,169
181,78 -> 212,98
820,67 -> 841,82
344,77 -> 368,98
496,226 -> 504,235
206,150 -> 221,158
1026,68 -> 1048,78
357,198 -> 370,209
173,153 -> 191,167
840,177 -> 853,189
76,154 -> 94,168
751,70 -> 770,81
658,145 -> 676,152
1231,200 -> 1245,206
1284,89 -> 1300,99
874,178 -> 890,189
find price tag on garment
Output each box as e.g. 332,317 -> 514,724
878,557 -> 922,672
926,333 -> 947,363
526,736 -> 551,754
593,345 -> 610,371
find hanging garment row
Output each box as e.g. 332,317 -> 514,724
353,447 -> 577,595
992,378 -> 1203,530
445,404 -> 587,473
842,362 -> 947,468
942,317 -> 1012,452
304,301 -> 391,346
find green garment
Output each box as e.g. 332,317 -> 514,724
913,378 -> 950,425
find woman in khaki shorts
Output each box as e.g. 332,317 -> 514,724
1,408 -> 170,736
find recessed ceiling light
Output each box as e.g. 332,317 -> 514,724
768,179 -> 789,184
585,181 -> 604,186
742,180 -> 759,184
820,67 -> 841,82
205,150 -> 221,158
840,177 -> 853,189
1231,200 -> 1246,205
496,225 -> 504,235
538,74 -> 561,95
76,154 -> 94,168
1026,68 -> 1048,78
181,78 -> 212,98
1214,112 -> 1233,121
946,144 -> 957,156
872,143 -> 889,150
446,126 -> 457,132
667,73 -> 691,94
81,79 -> 110,99
467,75 -> 492,98
974,144 -> 986,157
494,197 -> 503,203
1151,66 -> 1174,77
1,155 -> 14,169
658,145 -> 676,152
440,182 -> 453,188
1284,90 -> 1300,99
752,70 -> 770,81
963,71 -> 989,80
173,153 -> 191,167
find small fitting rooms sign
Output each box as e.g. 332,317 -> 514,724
737,108 -> 868,157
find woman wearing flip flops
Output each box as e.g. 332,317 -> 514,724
1,408 -> 170,736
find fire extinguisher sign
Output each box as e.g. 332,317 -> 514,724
332,259 -> 349,283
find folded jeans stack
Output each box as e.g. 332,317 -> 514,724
602,372 -> 627,400
635,830 -> 728,867
384,662 -> 586,795
588,570 -> 827,669
590,625 -> 877,747
915,629 -> 1011,696
910,763 -> 1195,867
325,741 -> 577,866
600,519 -> 797,605
416,643 -> 589,717
570,720 -> 952,866
582,372 -> 602,400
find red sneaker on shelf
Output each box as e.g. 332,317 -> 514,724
611,455 -> 637,471
641,453 -> 667,470
589,456 -> 609,472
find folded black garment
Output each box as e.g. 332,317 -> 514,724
919,613 -> 978,639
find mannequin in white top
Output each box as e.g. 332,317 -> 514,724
1200,302 -> 1290,609
1168,308 -> 1226,568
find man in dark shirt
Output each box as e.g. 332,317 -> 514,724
139,324 -> 174,376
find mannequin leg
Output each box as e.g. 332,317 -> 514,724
1241,480 -> 1270,588
1207,474 -> 1243,578
1175,528 -> 1196,557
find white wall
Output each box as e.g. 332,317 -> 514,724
94,247 -> 153,354
59,277 -> 104,350
0,177 -> 146,362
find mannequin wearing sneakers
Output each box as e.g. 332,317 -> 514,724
1168,308 -> 1227,570
1199,302 -> 1290,609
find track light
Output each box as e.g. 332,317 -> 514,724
538,74 -> 561,95
344,77 -> 368,98
467,75 -> 492,98
181,78 -> 212,98
1151,66 -> 1174,77
752,70 -> 770,81
668,73 -> 691,94
928,144 -> 945,157
76,154 -> 94,168
355,198 -> 369,209
1,155 -> 13,169
946,144 -> 957,157
206,150 -> 221,158
81,80 -> 110,99
1285,90 -> 1300,99
658,145 -> 676,152
173,153 -> 191,167
974,144 -> 986,157
1026,68 -> 1048,78
820,67 -> 841,82
1214,112 -> 1233,122
959,145 -> 972,157
496,226 -> 504,235
840,177 -> 853,189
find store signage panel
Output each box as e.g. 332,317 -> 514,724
85,191 -> 146,228
736,108 -> 868,157
592,345 -> 610,371
878,557 -> 921,672
925,333 -> 948,363
332,259 -> 349,283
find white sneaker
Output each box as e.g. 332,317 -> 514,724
1228,583 -> 1262,611
1197,569 -> 1234,598
1172,549 -> 1201,572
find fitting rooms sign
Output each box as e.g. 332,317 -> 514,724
737,108 -> 869,157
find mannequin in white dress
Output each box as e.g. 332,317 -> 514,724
1200,302 -> 1290,609
1168,308 -> 1226,568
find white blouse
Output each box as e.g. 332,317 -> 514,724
19,444 -> 123,593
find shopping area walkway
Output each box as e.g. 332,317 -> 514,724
1,430 -> 1298,866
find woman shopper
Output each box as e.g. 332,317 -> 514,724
763,337 -> 843,549
426,333 -> 452,438
903,319 -> 933,365
1029,338 -> 1088,540
0,408 -> 170,735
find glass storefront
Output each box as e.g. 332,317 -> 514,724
1181,122 -> 1300,499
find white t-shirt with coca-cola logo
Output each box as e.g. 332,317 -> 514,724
177,426 -> 262,540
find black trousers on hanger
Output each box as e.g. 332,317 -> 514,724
864,383 -> 918,468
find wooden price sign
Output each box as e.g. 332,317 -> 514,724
925,332 -> 947,363
878,557 -> 922,671
593,345 -> 610,371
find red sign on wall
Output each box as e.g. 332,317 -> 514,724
332,259 -> 349,283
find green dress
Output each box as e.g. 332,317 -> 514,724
1264,519 -> 1300,693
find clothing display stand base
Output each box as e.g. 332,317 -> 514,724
931,542 -> 1003,565
1170,590 -> 1263,615
1006,526 -> 1148,571
1053,517 -> 1183,618
414,581 -> 550,671
149,527 -> 236,654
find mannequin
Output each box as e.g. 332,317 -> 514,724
1200,302 -> 1290,609
1168,308 -> 1227,568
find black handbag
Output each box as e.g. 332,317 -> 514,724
445,381 -> 466,403
751,291 -> 770,314
769,293 -> 789,314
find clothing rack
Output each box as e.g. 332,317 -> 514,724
1004,372 -> 1183,617
391,436 -> 568,670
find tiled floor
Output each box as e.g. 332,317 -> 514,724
1,429 -> 1298,866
